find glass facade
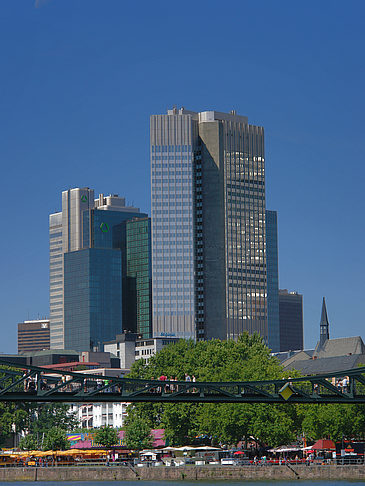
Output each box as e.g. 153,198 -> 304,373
151,109 -> 269,343
125,218 -> 152,338
50,187 -> 149,351
151,113 -> 197,339
279,289 -> 303,351
222,122 -> 267,340
266,210 -> 280,352
64,248 -> 122,351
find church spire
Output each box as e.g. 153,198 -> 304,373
319,297 -> 330,347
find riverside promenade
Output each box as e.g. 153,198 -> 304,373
1,465 -> 365,482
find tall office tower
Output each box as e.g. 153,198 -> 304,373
50,188 -> 94,348
50,189 -> 147,351
278,289 -> 304,351
124,218 -> 152,338
151,108 -> 267,341
266,210 -> 280,352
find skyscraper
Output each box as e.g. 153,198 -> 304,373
266,210 -> 280,352
278,289 -> 303,351
151,108 -> 269,342
49,189 -> 148,351
124,217 -> 152,338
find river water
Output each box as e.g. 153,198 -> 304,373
0,482 -> 363,485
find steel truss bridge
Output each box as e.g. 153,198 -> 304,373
1,359 -> 365,404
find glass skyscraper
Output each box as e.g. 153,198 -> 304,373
266,210 -> 280,352
49,189 -> 148,351
151,108 -> 274,342
125,218 -> 152,339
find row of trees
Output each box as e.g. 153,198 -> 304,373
126,335 -> 365,447
1,334 -> 364,449
0,399 -> 153,450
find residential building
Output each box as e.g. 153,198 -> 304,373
266,210 -> 280,352
151,108 -> 268,342
49,189 -> 149,351
18,319 -> 50,353
279,289 -> 303,352
69,402 -> 129,429
69,367 -> 130,429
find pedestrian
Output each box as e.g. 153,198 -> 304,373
342,376 -> 348,393
192,375 -> 197,393
185,373 -> 191,393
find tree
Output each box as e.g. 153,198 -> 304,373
43,427 -> 68,451
299,403 -> 365,442
127,334 -> 297,446
94,426 -> 119,448
19,433 -> 38,451
124,416 -> 153,450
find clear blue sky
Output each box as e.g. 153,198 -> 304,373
0,0 -> 364,353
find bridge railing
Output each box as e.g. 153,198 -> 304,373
0,358 -> 365,404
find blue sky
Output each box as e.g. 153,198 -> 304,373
0,0 -> 364,353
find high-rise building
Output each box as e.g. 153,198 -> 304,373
49,189 -> 149,351
266,210 -> 280,352
151,108 -> 268,341
124,218 -> 152,338
18,319 -> 50,353
279,289 -> 303,351
50,188 -> 95,349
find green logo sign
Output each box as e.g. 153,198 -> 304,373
100,222 -> 109,233
81,194 -> 88,203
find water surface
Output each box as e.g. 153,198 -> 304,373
0,481 -> 364,485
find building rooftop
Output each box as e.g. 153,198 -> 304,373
284,354 -> 365,375
314,336 -> 365,358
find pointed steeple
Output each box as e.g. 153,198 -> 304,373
319,297 -> 330,348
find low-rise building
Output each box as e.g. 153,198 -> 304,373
280,298 -> 365,374
104,332 -> 179,367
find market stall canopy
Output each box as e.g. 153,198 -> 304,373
268,445 -> 304,453
173,446 -> 196,451
195,446 -> 221,451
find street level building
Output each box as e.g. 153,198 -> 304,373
18,319 -> 50,353
151,108 -> 274,342
279,289 -> 303,352
49,189 -> 150,351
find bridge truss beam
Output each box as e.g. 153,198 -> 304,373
0,359 -> 365,404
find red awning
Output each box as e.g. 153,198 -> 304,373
311,439 -> 335,450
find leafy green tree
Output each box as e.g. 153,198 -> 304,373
0,403 -> 28,446
19,433 -> 38,451
127,334 -> 297,446
124,417 -> 153,450
94,426 -> 119,448
25,403 -> 78,437
43,427 -> 68,451
299,403 -> 365,442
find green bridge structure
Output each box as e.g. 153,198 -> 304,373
0,358 -> 365,404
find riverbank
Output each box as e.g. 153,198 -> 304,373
0,465 -> 365,482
